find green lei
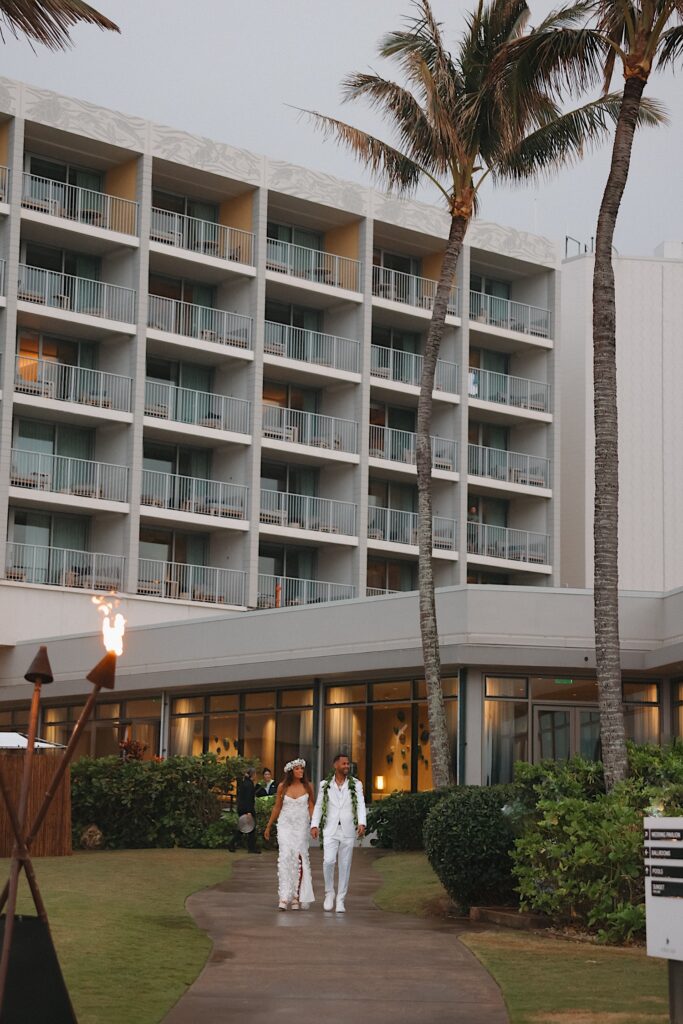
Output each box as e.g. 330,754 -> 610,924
318,771 -> 359,842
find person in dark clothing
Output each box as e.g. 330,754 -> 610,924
255,768 -> 277,797
228,767 -> 261,854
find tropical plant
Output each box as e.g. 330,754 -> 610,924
587,1 -> 681,790
301,0 -> 656,787
0,0 -> 118,49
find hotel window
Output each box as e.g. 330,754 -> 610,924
267,223 -> 322,252
324,678 -> 458,798
674,682 -> 683,739
0,707 -> 30,734
152,190 -> 218,224
169,689 -> 315,778
41,699 -> 161,759
27,155 -> 102,192
484,675 -> 661,784
367,557 -> 418,594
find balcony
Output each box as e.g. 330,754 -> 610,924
15,356 -> 132,413
137,558 -> 246,605
10,449 -> 129,503
366,587 -> 401,597
470,291 -> 551,339
262,405 -> 358,455
22,173 -> 138,235
467,521 -> 550,565
368,426 -> 458,473
150,207 -> 254,266
468,443 -> 551,489
367,508 -> 457,551
18,264 -> 136,324
266,238 -> 361,292
5,542 -> 124,590
141,470 -> 248,521
147,294 -> 252,352
468,367 -> 551,414
257,574 -> 355,608
372,266 -> 459,316
264,321 -> 360,375
370,345 -> 459,394
260,490 -> 356,536
0,166 -> 9,201
144,380 -> 250,436
0,259 -> 5,296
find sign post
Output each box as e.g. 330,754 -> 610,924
644,816 -> 683,1023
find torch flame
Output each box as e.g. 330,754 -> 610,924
92,595 -> 126,657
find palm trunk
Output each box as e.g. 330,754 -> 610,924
416,213 -> 469,790
592,75 -> 646,791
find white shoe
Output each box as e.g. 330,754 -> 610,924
335,898 -> 346,913
278,900 -> 288,911
290,899 -> 300,910
323,892 -> 335,911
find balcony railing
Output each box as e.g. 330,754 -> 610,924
372,266 -> 459,316
0,165 -> 9,201
138,558 -> 246,605
260,489 -> 356,536
264,321 -> 360,374
144,379 -> 250,435
468,443 -> 551,488
367,508 -> 457,551
266,238 -> 361,292
10,449 -> 129,502
141,470 -> 248,520
257,574 -> 355,608
150,207 -> 254,266
22,172 -> 139,235
368,425 -> 458,473
370,344 -> 459,394
467,521 -> 549,565
5,542 -> 124,590
18,264 -> 136,324
148,294 -> 252,350
0,258 -> 5,296
366,587 -> 401,597
262,405 -> 358,455
469,291 -> 551,339
15,356 -> 132,413
468,367 -> 551,413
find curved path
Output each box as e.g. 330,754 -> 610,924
163,849 -> 509,1024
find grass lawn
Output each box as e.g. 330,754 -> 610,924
4,849 -> 233,1024
373,852 -> 669,1024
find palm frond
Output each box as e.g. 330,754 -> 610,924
294,107 -> 423,196
494,93 -> 667,182
341,70 -> 451,174
0,0 -> 118,50
656,21 -> 683,67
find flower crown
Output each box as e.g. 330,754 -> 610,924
284,758 -> 306,773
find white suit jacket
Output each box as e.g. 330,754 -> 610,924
311,776 -> 367,838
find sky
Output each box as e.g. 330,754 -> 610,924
0,0 -> 680,257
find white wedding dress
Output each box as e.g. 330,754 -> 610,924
277,794 -> 315,905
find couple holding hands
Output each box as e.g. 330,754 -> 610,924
264,752 -> 366,913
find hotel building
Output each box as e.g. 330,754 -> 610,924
0,78 -> 678,795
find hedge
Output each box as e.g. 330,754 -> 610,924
367,789 -> 450,850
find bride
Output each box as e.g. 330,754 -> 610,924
264,757 -> 315,911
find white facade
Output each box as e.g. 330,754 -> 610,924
560,246 -> 683,590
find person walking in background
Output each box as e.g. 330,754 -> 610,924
310,753 -> 366,913
264,758 -> 315,911
227,766 -> 261,854
256,767 -> 277,797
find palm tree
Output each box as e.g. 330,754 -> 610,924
590,1 -> 681,790
301,0 -> 657,788
0,0 -> 118,49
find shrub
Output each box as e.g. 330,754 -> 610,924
512,792 -> 646,943
423,784 -> 518,912
514,755 -> 606,806
71,753 -> 251,849
367,790 -> 450,850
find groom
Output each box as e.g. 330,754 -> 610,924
310,753 -> 366,913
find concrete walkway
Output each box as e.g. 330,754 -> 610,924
162,849 -> 509,1024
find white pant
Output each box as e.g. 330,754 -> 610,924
322,827 -> 355,899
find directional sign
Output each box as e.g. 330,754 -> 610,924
645,816 -> 683,960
